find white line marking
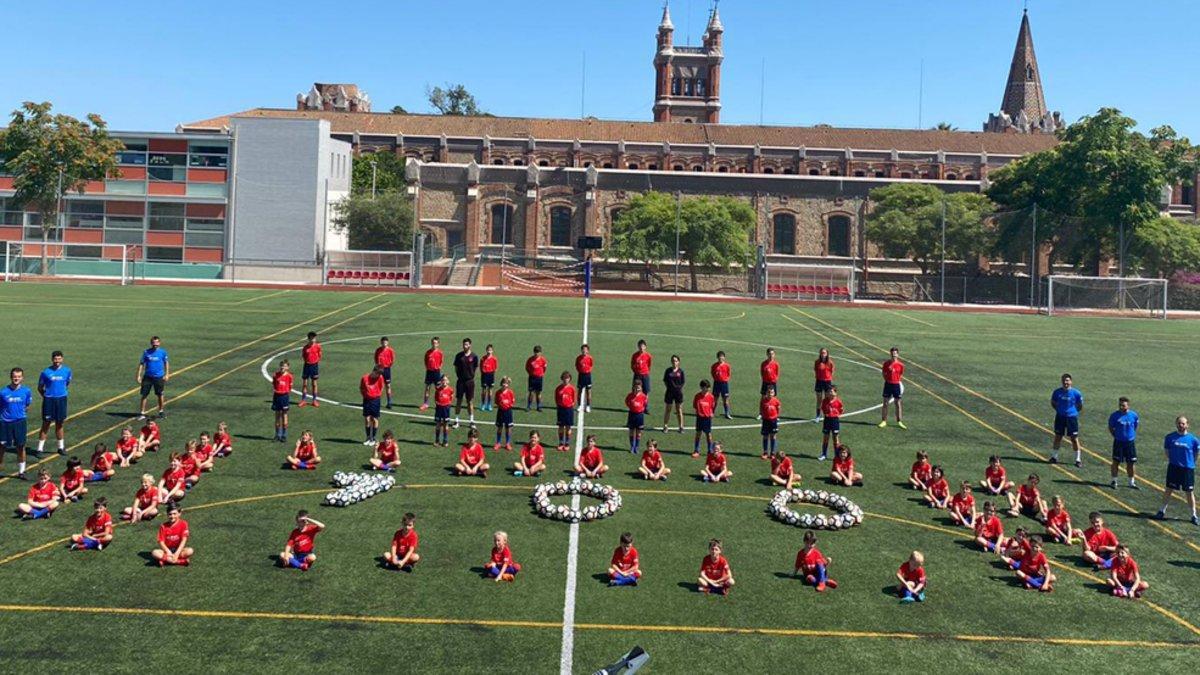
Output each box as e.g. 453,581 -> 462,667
559,295 -> 589,675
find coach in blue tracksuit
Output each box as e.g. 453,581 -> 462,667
1107,396 -> 1139,490
37,350 -> 72,457
1155,416 -> 1199,526
0,367 -> 34,479
137,336 -> 170,419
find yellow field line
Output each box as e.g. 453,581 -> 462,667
233,289 -> 293,305
0,603 -> 1192,649
1,296 -> 390,485
781,312 -> 1200,556
885,309 -> 936,327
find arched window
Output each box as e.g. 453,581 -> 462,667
853,170 -> 865,177
550,206 -> 572,247
492,158 -> 505,165
602,162 -> 613,169
827,215 -> 851,257
945,173 -> 957,180
647,163 -> 658,170
900,171 -> 912,179
808,168 -> 820,176
772,213 -> 796,255
763,167 -> 774,175
963,173 -> 975,180
538,159 -> 550,167
512,159 -> 524,166
628,163 -> 640,170
490,204 -> 514,245
783,168 -> 795,175
717,166 -> 728,173
583,161 -> 593,168
874,170 -> 885,178
672,164 -> 684,171
692,165 -> 704,172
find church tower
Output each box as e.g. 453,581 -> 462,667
653,3 -> 723,124
984,10 -> 1060,133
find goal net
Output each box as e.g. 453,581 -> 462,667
1046,275 -> 1168,318
763,262 -> 856,301
500,257 -> 587,296
3,240 -> 132,285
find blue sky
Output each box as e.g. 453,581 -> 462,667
5,1 -> 1198,137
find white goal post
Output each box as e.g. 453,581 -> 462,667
1046,275 -> 1168,319
763,262 -> 857,301
3,240 -> 132,285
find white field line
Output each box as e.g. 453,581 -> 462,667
559,295 -> 589,675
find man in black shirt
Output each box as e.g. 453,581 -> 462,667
453,338 -> 479,428
662,354 -> 686,433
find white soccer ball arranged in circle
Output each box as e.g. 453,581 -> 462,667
530,480 -> 622,524
766,488 -> 864,531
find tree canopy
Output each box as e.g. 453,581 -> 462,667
426,84 -> 487,116
332,190 -> 414,251
1128,215 -> 1200,279
607,191 -> 756,291
865,183 -> 995,274
351,151 -> 408,196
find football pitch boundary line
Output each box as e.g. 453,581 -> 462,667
788,308 -> 1200,554
559,294 -> 589,675
0,603 -> 1195,650
884,309 -> 936,327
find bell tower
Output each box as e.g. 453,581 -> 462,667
652,3 -> 723,124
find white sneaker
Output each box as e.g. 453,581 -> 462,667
453,419 -> 460,429
585,405 -> 591,413
363,440 -> 374,446
756,414 -> 762,420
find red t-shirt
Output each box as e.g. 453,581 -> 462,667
302,342 -> 322,365
625,392 -> 647,414
272,371 -> 293,395
951,492 -> 975,516
295,441 -> 317,461
460,442 -> 484,466
140,423 -> 160,442
1017,484 -> 1040,507
898,561 -> 926,585
832,456 -> 854,476
976,515 -> 1004,541
581,446 -> 604,471
1020,550 -> 1048,575
521,442 -> 544,467
1045,507 -> 1070,531
814,359 -> 835,382
772,455 -> 793,477
161,467 -> 186,492
287,523 -> 320,555
360,374 -> 384,399
710,361 -> 730,383
60,467 -> 85,491
195,443 -> 214,463
525,355 -> 547,377
929,477 -> 950,500
706,452 -> 727,474
214,431 -> 232,449
392,528 -> 419,555
760,397 -> 781,421
28,481 -> 57,503
490,545 -> 514,566
136,485 -> 159,509
631,351 -> 652,376
700,554 -> 730,580
693,391 -> 715,418
1083,526 -> 1118,552
86,511 -> 113,536
882,359 -> 905,384
641,447 -> 663,471
821,397 -> 843,418
434,386 -> 454,407
760,359 -> 779,384
92,451 -> 116,473
985,464 -> 1007,487
181,454 -> 201,478
377,440 -> 399,463
611,545 -> 639,573
555,384 -> 577,409
795,546 -> 826,571
117,436 -> 139,456
424,348 -> 443,371
158,519 -> 189,549
375,346 -> 395,368
481,354 -> 498,374
911,461 -> 933,483
575,354 -> 593,375
495,389 -> 515,411
1113,556 -> 1140,584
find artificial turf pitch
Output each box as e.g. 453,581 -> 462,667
0,282 -> 1198,673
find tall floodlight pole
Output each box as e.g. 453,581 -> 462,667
939,197 -> 946,305
673,191 -> 682,296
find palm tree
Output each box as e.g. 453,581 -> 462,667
933,122 -> 958,131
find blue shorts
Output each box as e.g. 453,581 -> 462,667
761,418 -> 779,436
272,393 -> 291,411
627,412 -> 644,430
435,405 -> 451,422
424,369 -> 442,386
0,419 -> 27,448
696,416 -> 713,433
481,372 -> 495,388
557,406 -> 575,428
634,374 -> 651,395
42,397 -> 68,423
822,417 -> 841,434
883,382 -> 903,400
1054,414 -> 1079,438
761,381 -> 777,396
527,376 -> 544,393
814,380 -> 833,394
495,408 -> 513,427
1111,439 -> 1137,463
713,380 -> 729,397
302,363 -> 319,380
362,397 -> 381,418
1166,465 -> 1195,492
577,373 -> 592,389
379,367 -> 392,383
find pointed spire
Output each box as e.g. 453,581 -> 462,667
1000,9 -> 1047,123
707,4 -> 723,33
659,2 -> 673,31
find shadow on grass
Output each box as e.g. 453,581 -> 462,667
136,550 -> 159,567
676,581 -> 702,593
1169,560 -> 1200,570
591,572 -> 611,585
236,433 -> 276,442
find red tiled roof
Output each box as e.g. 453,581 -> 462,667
182,108 -> 1058,155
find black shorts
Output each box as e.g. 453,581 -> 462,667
424,369 -> 442,386
379,367 -> 392,383
664,389 -> 684,405
557,406 -> 575,428
41,397 -> 68,423
362,397 -> 381,419
456,379 -> 475,402
577,373 -> 592,389
627,412 -> 644,430
1166,465 -> 1195,492
761,418 -> 779,436
140,377 -> 165,398
1111,439 -> 1137,464
1054,414 -> 1079,438
713,381 -> 729,397
696,416 -> 713,434
883,382 -> 902,400
435,404 -> 451,422
302,363 -> 319,380
481,372 -> 495,388
761,381 -> 778,396
815,380 -> 833,394
823,417 -> 841,434
527,376 -> 544,393
0,419 -> 27,448
272,393 -> 291,411
495,408 -> 513,427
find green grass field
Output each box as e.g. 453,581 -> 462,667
0,282 -> 1198,673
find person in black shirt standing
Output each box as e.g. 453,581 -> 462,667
453,338 -> 479,429
662,355 -> 686,434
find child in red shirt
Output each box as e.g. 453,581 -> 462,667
819,387 -> 844,461
158,454 -> 187,503
949,481 -> 977,528
116,426 -> 142,467
370,429 -> 402,472
17,470 -> 60,519
829,445 -> 863,487
385,512 -> 421,571
980,454 -> 1013,496
1003,535 -> 1055,592
701,443 -> 732,483
909,451 -> 933,490
137,420 -> 161,454
625,381 -> 648,454
1043,495 -> 1076,545
524,345 -> 548,413
1107,545 -> 1149,598
896,550 -> 927,602
455,428 -> 488,478
485,531 -> 520,582
554,372 -> 577,451
974,501 -> 1004,553
759,387 -> 781,459
280,510 -> 325,571
793,530 -> 838,592
433,376 -> 454,447
576,435 -> 607,479
479,344 -> 498,412
770,450 -> 797,490
213,421 -> 233,458
923,466 -> 950,509
1081,512 -> 1120,569
122,473 -> 161,523
59,457 -> 88,503
180,441 -> 202,489
88,443 -> 117,483
195,432 -> 215,473
514,430 -> 546,477
637,439 -> 670,481
493,376 -> 516,450
152,501 -> 192,566
286,431 -> 321,470
1008,473 -> 1047,519
608,532 -> 641,586
698,539 -> 734,594
70,498 -> 113,551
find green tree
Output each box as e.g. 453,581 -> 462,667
351,151 -> 408,196
1128,215 -> 1200,278
933,122 -> 958,131
0,101 -> 122,270
332,190 -> 414,251
390,105 -> 408,114
865,183 -> 994,274
608,191 -> 756,291
426,84 -> 487,116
